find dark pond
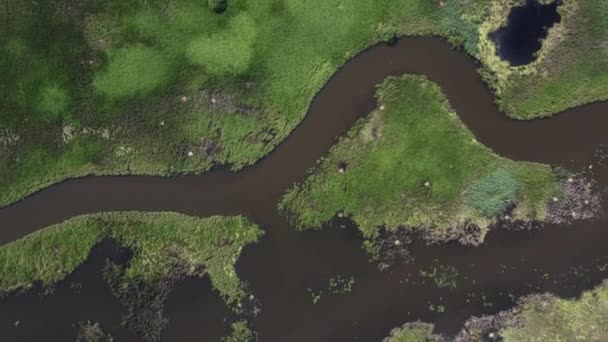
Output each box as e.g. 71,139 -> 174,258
490,0 -> 562,66
1,37 -> 608,341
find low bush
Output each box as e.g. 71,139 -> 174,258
466,167 -> 518,218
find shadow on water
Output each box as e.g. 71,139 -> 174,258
2,37 -> 608,341
490,0 -> 562,66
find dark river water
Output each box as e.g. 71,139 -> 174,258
1,37 -> 608,341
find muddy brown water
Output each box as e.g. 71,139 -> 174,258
1,37 -> 608,341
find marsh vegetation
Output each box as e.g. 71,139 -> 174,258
0,0 -> 606,206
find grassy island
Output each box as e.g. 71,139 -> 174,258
0,212 -> 263,339
280,76 -> 560,242
385,282 -> 608,341
0,0 -> 605,206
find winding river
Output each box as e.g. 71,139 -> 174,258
2,37 -> 608,341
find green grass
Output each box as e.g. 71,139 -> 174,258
279,76 -> 560,239
222,320 -> 256,342
383,322 -> 442,342
0,0 -> 606,206
94,44 -> 171,98
0,212 -> 263,305
497,284 -> 608,341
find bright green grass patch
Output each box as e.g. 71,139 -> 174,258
0,212 -> 263,305
94,44 -> 170,98
186,13 -> 256,76
499,283 -> 608,341
279,75 -> 560,238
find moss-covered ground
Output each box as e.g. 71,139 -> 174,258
0,0 -> 605,206
280,75 -> 560,241
0,212 -> 263,306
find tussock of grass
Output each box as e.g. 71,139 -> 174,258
0,212 -> 263,305
279,76 -> 559,238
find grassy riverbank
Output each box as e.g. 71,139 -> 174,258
1,0 -> 605,206
385,282 -> 608,341
495,283 -> 608,341
0,212 -> 263,339
280,76 -> 560,242
0,211 -> 262,304
0,212 -> 267,340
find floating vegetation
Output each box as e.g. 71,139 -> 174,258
419,265 -> 458,290
307,275 -> 356,304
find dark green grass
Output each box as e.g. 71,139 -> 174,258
0,0 -> 605,206
279,76 -> 560,238
0,212 -> 263,305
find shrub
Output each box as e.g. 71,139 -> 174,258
208,0 -> 227,13
466,167 -> 518,217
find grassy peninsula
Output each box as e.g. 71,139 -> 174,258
280,75 -> 560,242
0,212 -> 263,340
0,212 -> 262,303
1,0 -> 606,206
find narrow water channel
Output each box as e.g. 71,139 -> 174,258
1,37 -> 608,341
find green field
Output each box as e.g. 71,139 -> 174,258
0,212 -> 263,306
280,75 -> 560,241
0,0 -> 605,207
385,282 -> 608,341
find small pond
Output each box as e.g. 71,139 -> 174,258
491,0 -> 562,66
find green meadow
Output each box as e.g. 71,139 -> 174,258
0,0 -> 604,206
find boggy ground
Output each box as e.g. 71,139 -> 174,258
280,75 -> 600,259
0,0 -> 606,207
0,212 -> 263,341
385,281 -> 608,341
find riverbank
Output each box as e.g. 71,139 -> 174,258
280,76 -> 600,256
385,281 -> 608,341
1,0 -> 606,207
0,212 -> 263,340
